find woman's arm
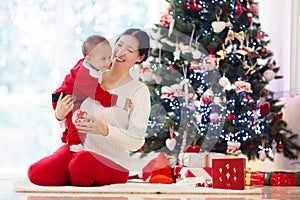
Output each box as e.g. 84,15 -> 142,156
76,85 -> 151,151
106,85 -> 151,151
107,86 -> 151,151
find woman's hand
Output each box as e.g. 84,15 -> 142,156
75,115 -> 109,136
55,93 -> 74,121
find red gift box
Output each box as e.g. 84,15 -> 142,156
178,167 -> 212,180
246,172 -> 266,186
212,158 -> 246,190
267,172 -> 300,186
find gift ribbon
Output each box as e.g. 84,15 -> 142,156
245,173 -> 251,186
297,172 -> 300,186
265,172 -> 271,185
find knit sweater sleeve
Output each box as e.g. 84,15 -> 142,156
106,84 -> 150,151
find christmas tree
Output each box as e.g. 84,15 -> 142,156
136,0 -> 300,161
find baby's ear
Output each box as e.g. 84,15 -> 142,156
85,55 -> 92,63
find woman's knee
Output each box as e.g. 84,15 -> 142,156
27,145 -> 72,186
69,151 -> 129,186
68,151 -> 93,186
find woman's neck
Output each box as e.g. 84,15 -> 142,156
101,69 -> 132,90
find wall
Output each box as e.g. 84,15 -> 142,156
245,0 -> 300,171
242,96 -> 299,171
259,0 -> 300,97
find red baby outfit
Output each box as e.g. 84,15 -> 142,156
52,58 -> 121,148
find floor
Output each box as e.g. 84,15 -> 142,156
2,177 -> 300,200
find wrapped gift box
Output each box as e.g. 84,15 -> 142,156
267,172 -> 300,186
246,171 -> 300,186
178,152 -> 225,168
246,172 -> 266,186
178,167 -> 212,180
212,158 -> 246,190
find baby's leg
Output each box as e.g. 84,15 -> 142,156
65,112 -> 85,146
27,144 -> 72,186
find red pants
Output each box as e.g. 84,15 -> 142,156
28,145 -> 129,186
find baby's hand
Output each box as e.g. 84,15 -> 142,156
123,98 -> 133,111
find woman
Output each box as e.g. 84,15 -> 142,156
28,28 -> 151,186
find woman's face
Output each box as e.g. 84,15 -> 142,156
112,35 -> 144,69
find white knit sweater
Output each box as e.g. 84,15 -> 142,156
80,79 -> 151,169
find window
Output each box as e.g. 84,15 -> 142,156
0,0 -> 166,174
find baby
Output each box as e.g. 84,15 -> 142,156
52,35 -> 131,152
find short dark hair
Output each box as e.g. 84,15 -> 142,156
117,28 -> 151,63
82,35 -> 109,57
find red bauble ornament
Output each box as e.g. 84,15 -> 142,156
160,11 -> 172,27
140,145 -> 145,152
259,102 -> 270,116
256,31 -> 265,40
184,0 -> 201,11
169,64 -> 175,72
271,112 -> 283,125
249,144 -> 255,149
277,142 -> 284,150
250,2 -> 259,15
185,145 -> 201,153
72,109 -> 88,124
248,13 -> 253,23
235,1 -> 243,17
226,113 -> 235,121
261,47 -> 268,54
201,96 -> 212,104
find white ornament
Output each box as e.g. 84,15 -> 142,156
219,76 -> 230,87
171,84 -> 184,97
168,16 -> 175,37
259,149 -> 266,161
203,54 -> 218,71
210,112 -> 219,123
272,139 -> 277,154
263,69 -> 275,81
173,46 -> 181,61
161,86 -> 174,99
225,83 -> 236,91
204,88 -> 214,96
211,21 -> 226,33
140,66 -> 155,82
166,138 -> 176,151
190,60 -> 202,72
235,80 -> 253,93
226,141 -> 242,155
235,47 -> 255,56
192,49 -> 202,59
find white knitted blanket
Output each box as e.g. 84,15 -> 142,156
14,179 -> 262,196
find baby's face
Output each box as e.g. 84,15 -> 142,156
87,43 -> 112,72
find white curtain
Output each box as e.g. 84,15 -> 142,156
259,0 -> 300,97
